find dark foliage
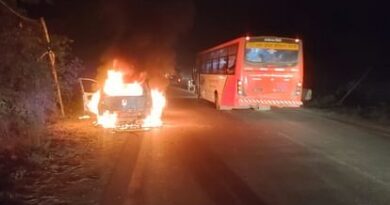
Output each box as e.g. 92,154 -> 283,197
0,3 -> 84,203
0,4 -> 83,145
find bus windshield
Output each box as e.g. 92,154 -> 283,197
245,41 -> 299,66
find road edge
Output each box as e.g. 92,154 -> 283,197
300,108 -> 390,137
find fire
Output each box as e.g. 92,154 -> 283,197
98,111 -> 117,129
86,69 -> 166,129
142,89 -> 167,128
103,70 -> 144,96
87,91 -> 100,115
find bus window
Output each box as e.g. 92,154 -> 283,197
212,58 -> 219,73
219,56 -> 228,73
218,48 -> 228,74
201,59 -> 207,73
227,44 -> 238,74
211,51 -> 218,59
206,59 -> 212,73
219,48 -> 227,57
227,55 -> 236,74
245,40 -> 298,66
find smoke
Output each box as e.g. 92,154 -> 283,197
96,0 -> 195,89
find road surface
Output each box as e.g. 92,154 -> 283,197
100,87 -> 390,205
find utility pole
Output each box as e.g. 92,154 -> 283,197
337,67 -> 372,106
1,0 -> 65,117
40,17 -> 65,117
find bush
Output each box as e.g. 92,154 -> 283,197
0,6 -> 83,146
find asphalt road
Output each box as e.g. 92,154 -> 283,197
100,87 -> 390,205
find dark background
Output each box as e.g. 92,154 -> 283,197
22,0 -> 390,103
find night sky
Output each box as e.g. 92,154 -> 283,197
23,0 -> 390,98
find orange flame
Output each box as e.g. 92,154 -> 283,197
143,89 -> 166,128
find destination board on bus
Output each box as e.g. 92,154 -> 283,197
246,42 -> 299,50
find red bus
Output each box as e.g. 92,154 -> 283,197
195,36 -> 304,110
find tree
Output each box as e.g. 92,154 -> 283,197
0,4 -> 83,144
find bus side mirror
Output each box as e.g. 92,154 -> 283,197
302,88 -> 312,101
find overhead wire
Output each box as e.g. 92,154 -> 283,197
0,0 -> 39,24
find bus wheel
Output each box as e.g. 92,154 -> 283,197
214,92 -> 220,110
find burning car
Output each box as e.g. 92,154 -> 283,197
99,82 -> 152,129
79,70 -> 166,130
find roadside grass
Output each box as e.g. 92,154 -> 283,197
0,119 -> 106,205
306,93 -> 390,131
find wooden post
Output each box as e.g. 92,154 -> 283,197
40,17 -> 65,117
337,67 -> 372,106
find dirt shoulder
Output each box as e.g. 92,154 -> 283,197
301,107 -> 390,136
0,118 -> 119,205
